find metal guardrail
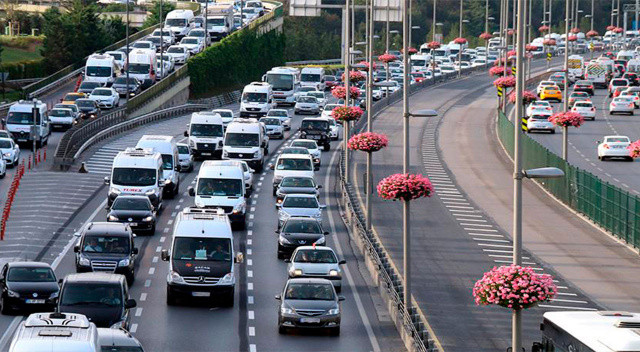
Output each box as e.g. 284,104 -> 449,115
126,64 -> 190,114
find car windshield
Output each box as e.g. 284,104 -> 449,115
93,89 -> 112,96
268,110 -> 287,117
281,148 -> 308,155
168,47 -> 185,53
283,196 -> 319,208
285,283 -> 334,300
80,82 -> 101,90
606,137 -> 630,143
86,66 -> 112,77
531,102 -> 548,106
615,97 -> 633,102
301,120 -> 328,130
190,123 -> 223,137
107,52 -> 123,61
49,110 -> 71,117
112,167 -> 157,186
308,92 -> 324,99
276,158 -> 312,171
167,18 -> 186,26
298,96 -> 316,103
114,77 -> 138,85
112,197 -> 151,211
576,81 -> 591,85
207,18 -> 226,26
177,145 -> 189,154
7,111 -> 41,125
172,237 -> 232,261
214,111 -> 233,118
197,178 -> 243,197
82,235 -> 130,254
128,63 -> 150,74
301,73 -> 321,82
291,141 -> 317,150
64,94 -> 83,101
133,42 -> 151,48
225,132 -> 260,147
60,283 -> 122,307
243,92 -> 268,103
280,177 -> 314,187
324,104 -> 340,111
148,37 -> 161,44
182,38 -> 198,44
282,219 -> 321,233
161,155 -> 173,170
261,118 -> 280,125
7,267 -> 56,282
294,249 -> 337,263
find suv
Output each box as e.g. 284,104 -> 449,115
58,273 -> 137,330
299,118 -> 331,151
74,222 -> 139,285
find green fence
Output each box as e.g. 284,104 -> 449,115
497,111 -> 640,249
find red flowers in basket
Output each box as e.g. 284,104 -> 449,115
427,41 -> 441,50
543,39 -> 556,46
453,37 -> 467,45
493,76 -> 516,88
489,66 -> 508,77
548,112 -> 584,128
525,45 -> 538,52
586,30 -> 599,38
479,32 -> 493,40
358,61 -> 377,72
331,86 -> 361,100
400,47 -> 418,54
571,27 -> 580,34
508,90 -> 537,105
378,53 -> 398,63
377,173 -> 433,201
347,132 -> 389,153
538,25 -> 550,32
331,106 -> 363,122
342,70 -> 366,83
567,35 -> 578,42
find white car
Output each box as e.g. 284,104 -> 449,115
294,86 -> 318,101
88,87 -> 120,109
321,104 -> 340,120
155,58 -> 173,79
266,109 -> 292,130
187,28 -> 210,47
132,40 -> 156,51
176,142 -> 193,172
440,64 -> 456,74
536,80 -> 557,95
471,58 -> 488,67
371,87 -> 384,100
620,90 -> 640,108
526,113 -> 555,134
526,101 -> 553,117
259,117 -> 285,139
294,96 -> 321,115
609,97 -> 635,115
156,54 -> 175,73
180,36 -> 204,55
290,139 -> 321,167
48,107 -> 76,130
0,138 -> 20,167
571,101 -> 596,120
306,91 -> 326,108
151,28 -> 175,45
165,45 -> 190,64
597,135 -> 632,161
0,158 -> 5,178
319,117 -> 340,140
213,109 -> 235,129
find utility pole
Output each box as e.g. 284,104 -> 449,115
126,1 -> 130,101
205,0 -> 209,48
485,0 -> 489,34
617,0 -> 621,28
637,0 -> 639,31
563,0 -> 570,160
344,0 -> 351,184
160,0 -> 164,80
386,0 -> 390,53
365,0 -> 374,231
32,99 -> 37,156
401,0 -> 410,310
591,0 -> 594,31
432,0 -> 436,42
458,0 -> 463,77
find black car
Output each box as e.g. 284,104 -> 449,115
0,262 -> 59,314
75,98 -> 100,119
573,80 -> 595,95
275,176 -> 321,204
624,73 -> 640,87
107,195 -> 157,234
74,222 -> 138,285
276,217 -> 328,259
112,77 -> 142,97
58,272 -> 136,330
299,118 -> 331,151
78,81 -> 103,95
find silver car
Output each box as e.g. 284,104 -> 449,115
267,109 -> 292,130
610,97 -> 635,115
286,246 -> 345,292
277,194 -> 324,229
294,96 -> 321,115
176,143 -> 193,172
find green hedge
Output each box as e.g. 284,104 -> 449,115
188,27 -> 285,96
0,60 -> 46,80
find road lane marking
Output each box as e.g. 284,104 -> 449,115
140,293 -> 147,301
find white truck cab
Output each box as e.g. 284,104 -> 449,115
240,82 -> 274,117
185,111 -> 225,159
223,118 -> 267,171
127,49 -> 157,89
105,147 -> 164,208
189,161 -> 247,228
135,135 -> 180,199
300,67 -> 326,91
9,312 -> 99,352
164,9 -> 195,40
85,54 -> 121,86
271,154 -> 315,196
4,100 -> 50,147
206,3 -> 234,41
162,207 -> 243,306
263,66 -> 300,105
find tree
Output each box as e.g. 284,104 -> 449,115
41,7 -> 73,71
142,1 -> 176,29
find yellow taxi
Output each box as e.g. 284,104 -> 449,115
539,86 -> 562,102
61,92 -> 86,105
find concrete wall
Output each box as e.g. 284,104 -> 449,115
130,77 -> 191,117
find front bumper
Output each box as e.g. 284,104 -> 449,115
107,218 -> 155,231
279,313 -> 340,329
76,263 -> 133,276
3,296 -> 57,312
95,101 -> 115,109
167,282 -> 234,298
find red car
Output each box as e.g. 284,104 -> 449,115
324,75 -> 339,89
411,72 -> 426,83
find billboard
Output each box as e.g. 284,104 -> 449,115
289,0 -> 321,17
373,0 -> 402,22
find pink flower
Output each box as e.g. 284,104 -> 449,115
493,76 -> 516,88
400,47 -> 418,54
341,70 -> 366,83
426,41 -> 441,50
507,29 -> 515,36
614,27 -> 624,33
331,85 -> 361,100
628,140 -> 640,158
479,32 -> 493,40
525,44 -> 538,52
548,111 -> 584,128
331,106 -> 363,122
507,50 -> 516,57
568,35 -> 578,42
358,61 -> 377,72
377,173 -> 433,201
606,25 -> 617,31
454,37 -> 467,44
539,25 -> 550,32
543,39 -> 556,46
489,66 -> 508,76
571,27 -> 580,34
378,53 -> 398,63
347,132 -> 389,153
508,90 -> 537,105
586,30 -> 599,38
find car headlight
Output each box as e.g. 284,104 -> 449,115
233,202 -> 245,214
110,187 -> 122,195
290,269 -> 303,277
273,176 -> 283,184
3,152 -> 10,157
329,269 -> 340,277
279,235 -> 292,245
78,255 -> 91,266
143,216 -> 154,222
327,308 -> 340,315
118,258 -> 130,267
145,189 -> 156,196
189,139 -> 196,148
169,270 -> 185,284
7,290 -> 19,298
314,236 -> 326,245
281,307 -> 295,315
219,273 -> 234,284
49,291 -> 59,299
108,215 -> 119,221
313,212 -> 322,219
110,320 -> 126,329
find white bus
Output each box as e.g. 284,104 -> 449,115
533,311 -> 640,352
263,67 -> 299,105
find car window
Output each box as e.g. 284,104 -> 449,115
294,249 -> 337,263
574,103 -> 592,107
606,137 -> 630,143
276,158 -> 312,171
177,145 -> 189,154
284,283 -> 334,300
282,220 -> 321,233
260,118 -> 280,125
172,237 -> 231,261
283,196 -> 319,208
197,178 -> 243,197
7,267 -> 56,282
281,148 -> 309,155
280,177 -> 314,187
82,235 -> 130,254
112,197 -> 151,211
60,283 -> 123,307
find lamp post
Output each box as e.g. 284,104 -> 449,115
126,0 -> 130,102
160,0 -> 164,80
458,20 -> 469,77
344,0 -> 352,184
563,0 -> 570,161
432,0 -> 436,42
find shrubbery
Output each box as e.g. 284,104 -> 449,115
0,60 -> 46,79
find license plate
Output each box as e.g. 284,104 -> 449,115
25,299 -> 45,304
192,292 -> 210,297
128,222 -> 138,226
17,139 -> 27,142
300,318 -> 320,323
201,152 -> 211,156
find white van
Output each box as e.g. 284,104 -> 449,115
223,118 -> 267,171
410,54 -> 430,72
9,312 -> 99,352
135,135 -> 180,198
617,50 -> 635,61
300,67 -> 326,91
165,9 -> 195,39
105,147 -> 164,208
206,3 -> 234,41
5,99 -> 50,147
568,55 -> 585,81
127,49 -> 157,89
628,58 -> 640,73
240,82 -> 274,117
104,51 -> 127,71
162,207 -> 243,306
585,62 -> 608,88
271,154 -> 315,196
432,46 -> 451,60
189,162 -> 247,227
185,111 -> 225,159
84,54 -> 121,86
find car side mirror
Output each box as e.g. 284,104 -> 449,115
249,168 -> 255,173
338,296 -> 345,301
284,258 -> 291,263
317,185 -> 322,189
269,164 -> 274,170
275,294 -> 281,300
125,299 -> 137,309
184,131 -> 189,137
188,186 -> 195,197
175,166 -> 180,171
275,230 -> 280,234
596,140 -> 600,144
339,259 -> 346,265
319,204 -> 326,209
275,203 -> 281,208
324,231 -> 329,235
58,279 -> 64,285
104,177 -> 110,185
73,245 -> 80,253
161,249 -> 170,261
235,252 -> 244,263
132,247 -> 139,255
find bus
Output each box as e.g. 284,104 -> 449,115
263,67 -> 299,106
533,311 -> 640,352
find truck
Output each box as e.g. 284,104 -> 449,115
85,54 -> 121,86
567,55 -> 584,81
205,3 -> 234,41
263,67 -> 300,106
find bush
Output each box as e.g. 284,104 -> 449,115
0,60 -> 46,79
188,27 -> 285,96
0,35 -> 44,50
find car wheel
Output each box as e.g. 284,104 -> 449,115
329,327 -> 340,336
150,224 -> 156,235
234,218 -> 246,231
166,288 -> 177,306
1,296 -> 11,315
126,269 -> 135,286
278,325 -> 287,334
221,290 -> 234,307
273,187 -> 277,197
550,129 -> 555,134
324,143 -> 330,151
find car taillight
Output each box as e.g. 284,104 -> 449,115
603,144 -> 610,149
612,103 -> 617,107
630,104 -> 635,108
591,108 -> 595,111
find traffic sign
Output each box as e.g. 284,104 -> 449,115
497,86 -> 503,97
512,66 -> 517,75
546,52 -> 552,62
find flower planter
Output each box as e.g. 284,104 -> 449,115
347,132 -> 389,152
377,173 -> 433,201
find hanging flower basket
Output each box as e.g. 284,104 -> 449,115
586,30 -> 599,38
378,53 -> 398,63
342,70 -> 366,83
548,111 -> 584,128
567,35 -> 578,42
427,41 -> 441,50
525,45 -> 538,52
377,173 -> 433,201
358,61 -> 377,72
347,132 -> 389,153
493,57 -> 513,66
543,38 -> 556,46
614,27 -> 624,33
331,86 -> 361,100
479,32 -> 493,40
571,27 -> 580,34
489,66 -> 508,76
628,140 -> 640,158
400,47 -> 418,54
606,25 -> 616,31
331,106 -> 363,122
507,29 -> 515,36
473,265 -> 557,310
493,76 -> 516,88
508,90 -> 537,105
538,25 -> 550,32
507,50 -> 517,57
454,37 -> 467,44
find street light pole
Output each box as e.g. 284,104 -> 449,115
485,0 -> 489,34
344,0 -> 351,184
402,0 -> 410,309
386,0 -> 390,53
590,0 -> 594,31
432,0 -> 436,42
365,0 -> 375,231
126,1 -> 130,102
160,0 -> 164,80
563,0 -> 570,161
458,0 -> 463,78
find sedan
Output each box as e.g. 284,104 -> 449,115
107,195 -> 157,234
526,113 -> 555,134
62,92 -> 86,105
321,104 -> 340,119
213,109 -> 235,129
111,76 -> 142,97
54,103 -> 80,120
267,109 -> 292,130
536,80 -> 557,95
277,194 -> 324,229
275,176 -> 321,204
306,91 -> 327,108
324,75 -> 339,89
572,80 -> 595,95
276,217 -> 327,259
166,45 -> 191,64
180,37 -> 204,55
568,91 -> 591,107
176,142 -> 193,172
609,78 -> 630,97
286,246 -> 345,292
0,262 -> 59,314
322,117 -> 339,140
75,99 -> 100,119
260,117 -> 285,139
609,97 -> 635,115
526,101 -> 553,117
598,135 -> 633,161
78,81 -> 103,95
295,96 -> 321,115
539,86 -> 562,102
290,139 -> 321,167
620,90 -> 640,108
571,101 -> 596,120
294,87 -> 319,101
0,159 -> 5,178
88,88 -> 120,109
276,278 -> 343,335
0,138 -> 19,167
132,40 -> 156,51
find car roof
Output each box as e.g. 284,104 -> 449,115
284,193 -> 317,199
63,272 -> 125,284
113,195 -> 151,202
97,328 -> 142,348
83,222 -> 131,236
6,261 -> 52,269
291,139 -> 317,144
286,277 -> 333,285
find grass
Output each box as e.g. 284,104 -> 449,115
1,45 -> 43,64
